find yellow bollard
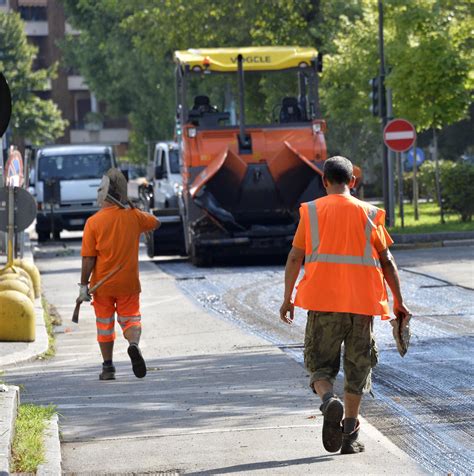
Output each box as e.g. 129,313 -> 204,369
13,259 -> 41,298
0,279 -> 34,302
0,267 -> 34,292
0,273 -> 32,290
0,290 -> 36,342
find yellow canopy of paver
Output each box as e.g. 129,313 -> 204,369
174,46 -> 318,72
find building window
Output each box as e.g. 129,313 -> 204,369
19,6 -> 47,21
74,92 -> 92,128
29,36 -> 48,69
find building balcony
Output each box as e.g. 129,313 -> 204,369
67,75 -> 88,91
70,120 -> 130,144
24,20 -> 48,36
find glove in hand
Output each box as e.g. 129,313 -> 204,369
77,283 -> 91,303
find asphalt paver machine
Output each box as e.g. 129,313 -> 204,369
174,46 -> 328,265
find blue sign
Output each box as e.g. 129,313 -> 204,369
406,147 -> 425,170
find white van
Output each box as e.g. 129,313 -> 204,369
30,144 -> 117,241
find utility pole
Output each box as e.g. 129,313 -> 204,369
378,0 -> 394,226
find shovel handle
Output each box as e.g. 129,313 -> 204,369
72,265 -> 123,324
72,300 -> 81,323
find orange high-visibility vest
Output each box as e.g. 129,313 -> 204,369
294,195 -> 390,319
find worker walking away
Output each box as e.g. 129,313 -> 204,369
77,168 -> 160,380
279,156 -> 411,454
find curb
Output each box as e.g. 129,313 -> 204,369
391,231 -> 474,244
392,238 -> 474,251
37,414 -> 62,476
0,385 -> 19,475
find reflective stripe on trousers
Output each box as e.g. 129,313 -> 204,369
305,201 -> 381,267
117,315 -> 141,330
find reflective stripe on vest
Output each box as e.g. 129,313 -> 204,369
305,201 -> 381,268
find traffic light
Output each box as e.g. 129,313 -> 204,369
369,75 -> 386,118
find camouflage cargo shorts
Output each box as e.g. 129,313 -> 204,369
304,311 -> 378,395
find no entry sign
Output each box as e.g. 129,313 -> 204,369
383,119 -> 416,152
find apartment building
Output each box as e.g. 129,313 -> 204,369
0,0 -> 129,155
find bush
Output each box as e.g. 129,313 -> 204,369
441,161 -> 474,221
417,161 -> 437,201
402,171 -> 414,201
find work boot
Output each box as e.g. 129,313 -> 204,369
127,343 -> 147,378
99,364 -> 116,381
320,395 -> 344,452
341,420 -> 365,454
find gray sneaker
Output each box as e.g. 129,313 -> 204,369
341,420 -> 365,454
99,364 -> 116,381
320,396 -> 344,452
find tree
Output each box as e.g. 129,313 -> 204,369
0,12 -> 67,144
386,0 -> 472,130
62,0 -> 363,160
318,0 -> 473,187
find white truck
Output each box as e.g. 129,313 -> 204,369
140,141 -> 185,257
29,144 -> 117,241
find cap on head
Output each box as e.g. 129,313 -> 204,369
323,156 -> 353,184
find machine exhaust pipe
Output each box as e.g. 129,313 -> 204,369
237,55 -> 251,152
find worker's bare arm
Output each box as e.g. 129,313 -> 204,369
80,256 -> 96,285
379,249 -> 411,319
280,246 -> 305,324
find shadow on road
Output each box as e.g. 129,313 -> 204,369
187,455 -> 334,475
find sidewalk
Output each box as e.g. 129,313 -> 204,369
1,244 -> 427,475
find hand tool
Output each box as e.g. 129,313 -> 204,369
72,264 -> 123,323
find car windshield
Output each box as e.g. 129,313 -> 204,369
38,154 -> 112,180
169,149 -> 180,174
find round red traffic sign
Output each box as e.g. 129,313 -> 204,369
383,119 -> 416,152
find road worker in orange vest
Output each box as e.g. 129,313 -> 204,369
280,156 -> 411,455
78,168 -> 160,381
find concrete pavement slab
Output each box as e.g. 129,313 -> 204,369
6,249 -> 427,475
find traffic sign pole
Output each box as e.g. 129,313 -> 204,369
397,152 -> 405,228
412,136 -> 419,221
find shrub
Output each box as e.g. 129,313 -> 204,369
402,171 -> 413,201
417,161 -> 437,201
416,160 -> 456,202
441,161 -> 474,221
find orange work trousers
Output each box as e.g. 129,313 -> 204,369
92,294 -> 141,343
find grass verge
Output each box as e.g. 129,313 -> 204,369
11,403 -> 56,473
40,296 -> 62,359
385,202 -> 474,234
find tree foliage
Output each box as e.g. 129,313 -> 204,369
61,0 -> 472,167
0,12 -> 67,144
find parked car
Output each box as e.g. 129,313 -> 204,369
29,144 -> 117,241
